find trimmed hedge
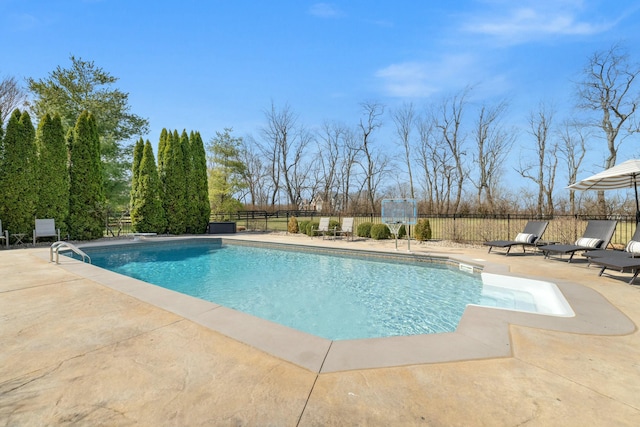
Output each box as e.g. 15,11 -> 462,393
414,219 -> 432,241
357,222 -> 372,238
370,223 -> 391,240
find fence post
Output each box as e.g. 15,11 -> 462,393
452,214 -> 456,241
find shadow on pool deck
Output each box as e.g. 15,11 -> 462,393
2,233 -> 640,425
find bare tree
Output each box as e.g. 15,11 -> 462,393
260,102 -> 311,207
544,142 -> 559,216
472,100 -> 515,212
558,120 -> 588,215
416,110 -> 455,214
239,135 -> 268,207
316,121 -> 345,212
339,128 -> 362,213
259,113 -> 282,206
415,113 -> 436,211
0,75 -> 28,124
576,43 -> 640,214
517,103 -> 556,216
432,89 -> 470,214
356,101 -> 388,212
391,102 -> 416,199
287,127 -> 314,207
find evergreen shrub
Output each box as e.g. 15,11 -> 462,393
68,111 -> 105,240
397,224 -> 406,238
306,220 -> 319,236
414,219 -> 432,241
35,113 -> 69,231
370,223 -> 391,240
0,109 -> 37,235
357,222 -> 372,238
329,219 -> 340,232
131,141 -> 166,233
298,220 -> 309,234
288,216 -> 299,233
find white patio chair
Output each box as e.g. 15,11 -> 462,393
0,220 -> 8,249
336,217 -> 354,241
317,217 -> 331,239
33,218 -> 61,245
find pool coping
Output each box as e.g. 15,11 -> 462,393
38,235 -> 636,373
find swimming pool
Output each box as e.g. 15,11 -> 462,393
75,239 -> 573,340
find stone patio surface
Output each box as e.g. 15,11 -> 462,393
1,233 -> 640,426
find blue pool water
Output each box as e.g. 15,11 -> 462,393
80,240 -> 485,340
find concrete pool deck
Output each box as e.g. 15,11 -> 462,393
2,233 -> 640,425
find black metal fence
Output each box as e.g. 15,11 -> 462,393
109,210 -> 638,248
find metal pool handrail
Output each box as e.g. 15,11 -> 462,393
50,241 -> 91,264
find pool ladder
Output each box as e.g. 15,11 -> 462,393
50,241 -> 91,264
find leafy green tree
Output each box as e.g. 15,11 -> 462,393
27,56 -> 149,209
68,111 -> 105,240
0,109 -> 37,236
207,128 -> 247,217
160,130 -> 187,234
129,138 -> 144,217
189,131 -> 211,232
131,141 -> 166,233
35,113 -> 69,230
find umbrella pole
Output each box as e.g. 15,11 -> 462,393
633,179 -> 640,225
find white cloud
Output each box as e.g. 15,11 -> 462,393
8,13 -> 39,31
375,62 -> 436,97
308,3 -> 345,19
462,1 -> 615,43
375,54 -> 487,98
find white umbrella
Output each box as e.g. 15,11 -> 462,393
568,159 -> 640,222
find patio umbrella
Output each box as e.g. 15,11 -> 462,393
568,159 -> 640,223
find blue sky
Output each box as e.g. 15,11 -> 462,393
2,0 -> 640,193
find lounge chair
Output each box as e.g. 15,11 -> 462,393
335,217 -> 354,241
582,225 -> 640,261
539,220 -> 617,262
589,256 -> 640,285
483,221 -> 549,255
0,220 -> 8,249
316,217 -> 331,239
33,218 -> 61,245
